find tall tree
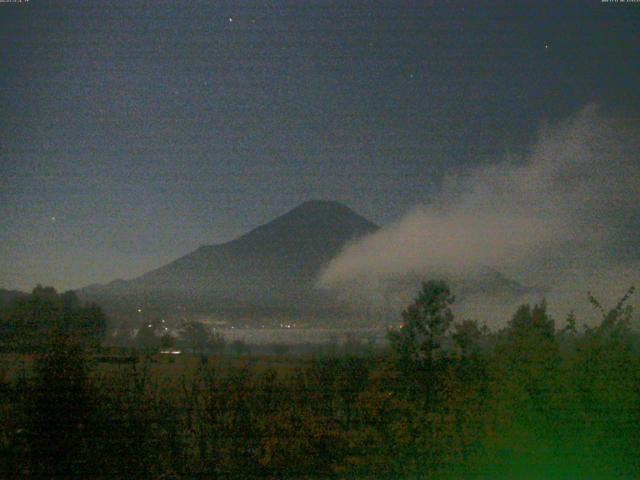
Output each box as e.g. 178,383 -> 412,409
388,280 -> 454,368
180,320 -> 211,355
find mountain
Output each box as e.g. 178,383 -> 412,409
139,200 -> 379,291
78,200 -> 538,325
78,201 -> 380,321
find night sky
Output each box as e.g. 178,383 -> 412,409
1,0 -> 639,291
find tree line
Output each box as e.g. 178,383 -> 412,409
0,281 -> 638,478
0,286 -> 107,352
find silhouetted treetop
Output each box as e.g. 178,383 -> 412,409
0,286 -> 107,352
388,280 -> 454,367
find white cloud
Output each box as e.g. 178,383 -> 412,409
318,106 -> 640,325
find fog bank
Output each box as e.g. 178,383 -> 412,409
319,106 -> 640,326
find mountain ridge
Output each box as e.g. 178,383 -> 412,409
75,201 -> 538,325
77,201 -> 380,318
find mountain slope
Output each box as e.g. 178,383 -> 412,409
77,201 -> 538,324
78,201 -> 380,316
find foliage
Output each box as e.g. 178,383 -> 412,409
24,335 -> 95,476
160,332 -> 176,350
452,319 -> 484,356
179,320 -> 226,355
0,286 -> 107,352
508,299 -> 555,340
387,280 -> 454,369
135,320 -> 161,352
0,282 -> 637,478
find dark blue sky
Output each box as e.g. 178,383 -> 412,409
1,0 -> 639,290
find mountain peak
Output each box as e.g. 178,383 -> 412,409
289,200 -> 358,214
255,200 -> 371,229
233,200 -> 378,249
77,201 -> 380,320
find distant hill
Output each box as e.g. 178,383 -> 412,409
77,201 -> 380,321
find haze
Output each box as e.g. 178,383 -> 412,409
320,107 -> 640,322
